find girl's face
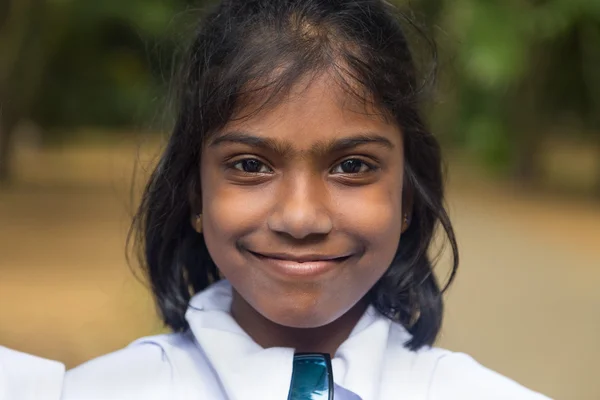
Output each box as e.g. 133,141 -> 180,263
200,75 -> 405,329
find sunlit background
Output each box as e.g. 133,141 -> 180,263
1,1 -> 599,399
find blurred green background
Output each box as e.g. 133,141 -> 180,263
0,1 -> 599,399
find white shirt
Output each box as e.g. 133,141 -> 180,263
0,346 -> 64,400
60,280 -> 551,399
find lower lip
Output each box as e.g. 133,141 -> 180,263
248,252 -> 348,279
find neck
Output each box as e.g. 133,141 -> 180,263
230,291 -> 367,357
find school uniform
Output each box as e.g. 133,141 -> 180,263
62,280 -> 551,400
0,346 -> 64,400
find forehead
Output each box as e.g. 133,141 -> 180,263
215,74 -> 403,149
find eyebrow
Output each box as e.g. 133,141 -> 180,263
209,131 -> 294,156
324,134 -> 394,154
208,131 -> 394,157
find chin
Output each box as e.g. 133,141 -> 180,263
268,310 -> 334,329
256,292 -> 350,329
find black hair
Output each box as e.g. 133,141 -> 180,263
130,0 -> 458,350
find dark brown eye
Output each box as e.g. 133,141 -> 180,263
331,159 -> 372,174
233,159 -> 271,173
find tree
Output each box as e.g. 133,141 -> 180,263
0,0 -> 200,184
0,0 -> 54,183
411,0 -> 600,186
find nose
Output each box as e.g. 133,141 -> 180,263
267,174 -> 333,239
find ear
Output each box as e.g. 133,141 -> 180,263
188,179 -> 202,231
401,179 -> 413,233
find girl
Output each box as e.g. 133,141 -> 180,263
62,0 -> 550,399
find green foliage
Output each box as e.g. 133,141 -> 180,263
21,0 -> 204,131
403,0 -> 600,173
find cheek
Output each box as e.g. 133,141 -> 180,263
333,180 -> 403,260
201,169 -> 275,239
200,178 -> 272,282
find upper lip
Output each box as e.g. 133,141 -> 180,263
249,250 -> 350,263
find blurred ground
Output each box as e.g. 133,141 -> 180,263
0,138 -> 599,399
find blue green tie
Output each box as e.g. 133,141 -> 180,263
287,353 -> 334,400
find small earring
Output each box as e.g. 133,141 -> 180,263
402,213 -> 410,231
194,214 -> 203,234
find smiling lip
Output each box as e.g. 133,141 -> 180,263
248,250 -> 351,278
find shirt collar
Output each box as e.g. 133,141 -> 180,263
185,280 -> 411,400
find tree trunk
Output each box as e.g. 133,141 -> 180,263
513,131 -> 538,184
0,0 -> 46,185
595,139 -> 600,199
0,1 -> 10,31
0,114 -> 17,185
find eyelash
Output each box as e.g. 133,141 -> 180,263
229,158 -> 273,174
330,158 -> 376,174
227,157 -> 378,175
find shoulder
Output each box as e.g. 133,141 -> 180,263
0,346 -> 65,400
424,350 -> 552,400
63,331 -> 224,400
62,334 -> 182,400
